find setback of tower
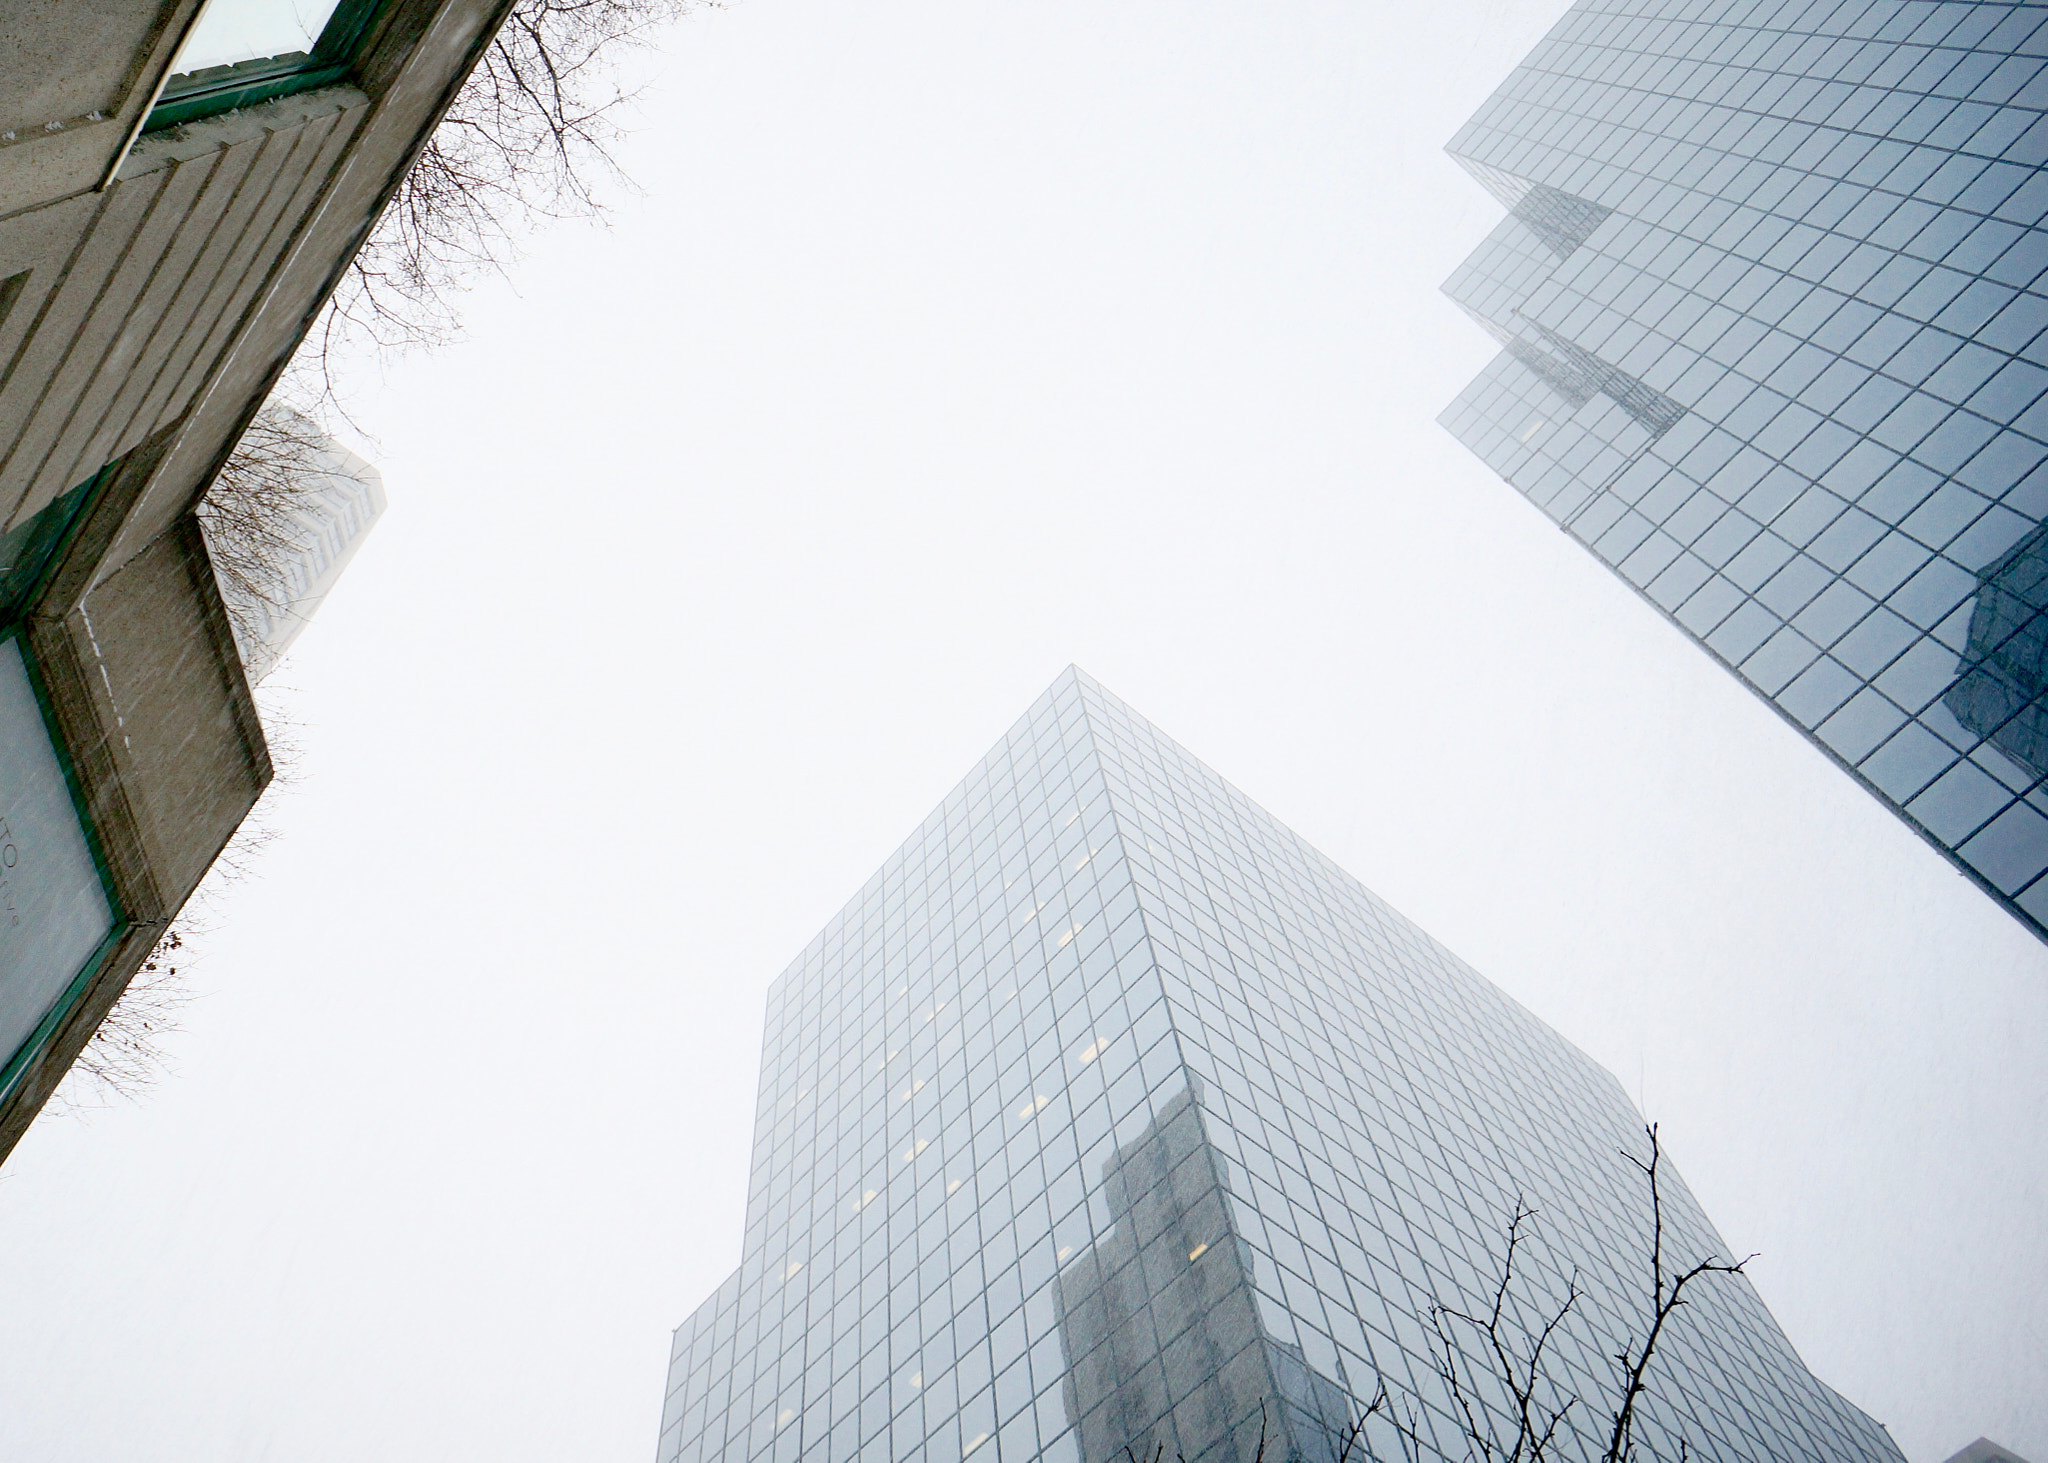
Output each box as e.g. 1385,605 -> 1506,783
655,668 -> 1898,1463
1438,0 -> 2048,939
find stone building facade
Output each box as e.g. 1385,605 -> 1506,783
0,0 -> 514,1156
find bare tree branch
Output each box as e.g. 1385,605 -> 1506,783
1340,1378 -> 1428,1463
196,402 -> 360,659
1421,1198 -> 1583,1463
1602,1124 -> 1755,1463
50,928 -> 194,1109
1343,1123 -> 1754,1463
314,0 -> 705,379
53,0 -> 696,1118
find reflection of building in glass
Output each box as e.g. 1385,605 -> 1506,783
1947,523 -> 2048,779
1056,1083 -> 1350,1463
1438,0 -> 2048,940
656,669 -> 1899,1463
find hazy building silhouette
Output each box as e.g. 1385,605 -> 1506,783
1942,1441 -> 2036,1463
208,422 -> 387,685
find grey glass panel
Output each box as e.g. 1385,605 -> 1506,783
1,637 -> 115,1073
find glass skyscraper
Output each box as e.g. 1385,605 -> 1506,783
656,669 -> 1899,1463
1438,0 -> 2048,938
203,411 -> 386,687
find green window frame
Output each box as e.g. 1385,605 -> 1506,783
146,0 -> 392,132
0,624 -> 128,1104
0,467 -> 113,627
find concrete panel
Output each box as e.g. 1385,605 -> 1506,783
0,1 -> 177,137
0,184 -> 162,501
33,117 -> 341,502
0,429 -> 247,1163
99,0 -> 514,570
10,158 -> 219,508
72,519 -> 268,902
30,155 -> 240,502
0,88 -> 370,531
0,95 -> 360,514
0,200 -> 110,527
132,110 -> 357,455
0,136 -> 296,509
92,107 -> 360,483
0,0 -> 203,218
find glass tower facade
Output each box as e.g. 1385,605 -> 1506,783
203,412 -> 386,687
1438,0 -> 2048,939
656,668 -> 1899,1463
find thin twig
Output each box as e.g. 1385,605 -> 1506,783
313,0 -> 706,387
1602,1124 -> 1755,1463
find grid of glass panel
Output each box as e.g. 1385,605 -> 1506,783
656,669 -> 1898,1463
1439,0 -> 2048,939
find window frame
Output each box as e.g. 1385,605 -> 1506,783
0,623 -> 129,1103
145,0 -> 393,132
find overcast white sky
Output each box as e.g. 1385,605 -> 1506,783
2,0 -> 2043,1460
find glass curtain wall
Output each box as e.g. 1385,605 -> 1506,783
1439,0 -> 2048,938
655,669 -> 1898,1463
